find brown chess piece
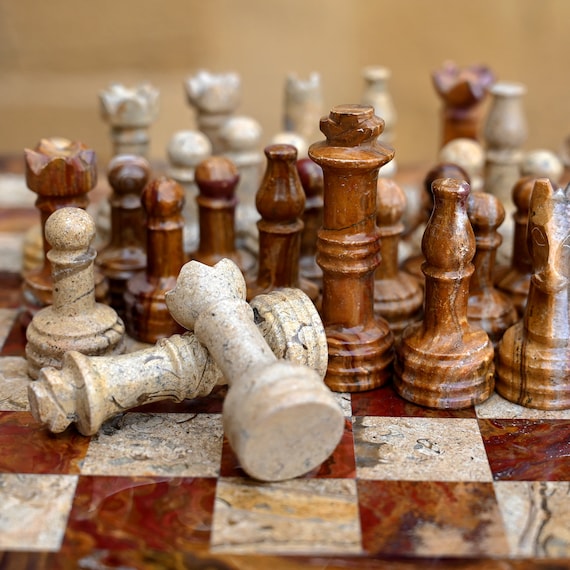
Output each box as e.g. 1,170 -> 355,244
246,144 -> 319,302
124,177 -> 185,343
432,61 -> 494,147
374,178 -> 423,339
394,178 -> 495,409
189,156 -> 254,272
496,179 -> 570,410
402,162 -> 470,282
309,104 -> 395,392
22,138 -> 108,318
297,157 -> 324,290
96,155 -> 149,319
466,191 -> 518,347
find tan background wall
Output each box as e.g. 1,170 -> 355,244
0,0 -> 568,167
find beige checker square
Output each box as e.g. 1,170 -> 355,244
494,481 -> 570,558
353,416 -> 493,482
80,412 -> 223,477
211,477 -> 362,555
0,473 -> 78,551
0,356 -> 30,411
476,392 -> 570,420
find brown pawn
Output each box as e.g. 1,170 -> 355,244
96,155 -> 149,319
297,157 -> 324,290
309,104 -> 395,392
189,156 -> 254,272
495,176 -> 535,316
395,178 -> 495,409
246,145 -> 319,302
496,179 -> 570,410
402,162 -> 470,281
124,177 -> 185,343
467,191 -> 518,347
374,178 -> 423,339
22,138 -> 108,317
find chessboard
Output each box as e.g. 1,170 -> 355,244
0,156 -> 569,570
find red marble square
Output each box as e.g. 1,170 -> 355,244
357,480 -> 509,557
0,411 -> 89,474
351,383 -> 477,419
219,418 -> 356,479
62,475 -> 217,554
478,419 -> 570,481
0,271 -> 23,309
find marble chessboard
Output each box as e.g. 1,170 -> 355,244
0,156 -> 569,570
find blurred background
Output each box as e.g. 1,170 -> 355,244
0,0 -> 568,167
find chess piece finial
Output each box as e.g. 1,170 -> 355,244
190,156 -> 254,272
247,144 -> 319,302
29,282 -> 327,437
297,157 -> 324,290
184,70 -> 241,154
467,191 -> 518,346
96,155 -> 149,319
496,179 -> 570,410
124,177 -> 185,343
283,72 -> 323,146
521,149 -> 564,182
26,207 -> 125,379
395,178 -> 495,409
432,62 -> 494,147
439,138 -> 484,191
168,259 -> 343,481
361,66 -> 397,146
99,83 -> 159,157
22,137 -> 107,316
309,104 -> 395,392
374,178 -> 423,339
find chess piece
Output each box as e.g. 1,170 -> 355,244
99,83 -> 159,157
466,191 -> 518,347
309,104 -> 395,392
247,144 -> 319,303
166,130 -> 213,255
29,281 -> 328,437
560,135 -> 570,171
496,179 -> 570,410
124,177 -> 185,343
297,157 -> 324,290
432,61 -> 494,146
361,66 -> 397,146
26,208 -> 125,379
270,131 -> 309,159
439,138 -> 484,191
22,138 -> 108,317
219,116 -> 264,252
190,156 -> 254,272
96,155 -> 149,319
184,70 -> 241,154
169,259 -> 343,481
395,178 -> 495,409
22,223 -> 43,272
374,178 -> 423,339
283,72 -> 323,145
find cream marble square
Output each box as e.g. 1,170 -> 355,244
0,473 -> 78,551
211,477 -> 362,554
80,412 -> 223,477
494,481 -> 570,558
353,416 -> 493,482
0,356 -> 30,411
476,392 -> 570,420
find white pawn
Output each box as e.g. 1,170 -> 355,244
166,130 -> 213,255
439,138 -> 485,191
283,72 -> 323,146
26,208 -> 125,379
270,131 -> 309,159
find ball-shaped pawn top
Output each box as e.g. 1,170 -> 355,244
141,177 -> 185,218
219,116 -> 262,152
195,156 -> 240,201
45,207 -> 95,253
468,190 -> 505,231
438,138 -> 484,184
376,178 -> 406,227
107,155 -> 151,196
167,131 -> 212,168
296,158 -> 323,199
521,149 -> 564,183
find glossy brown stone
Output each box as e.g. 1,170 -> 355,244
124,177 -> 185,343
395,178 -> 495,409
309,104 -> 395,392
496,179 -> 570,410
96,155 -> 149,319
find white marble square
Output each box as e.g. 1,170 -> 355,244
476,392 -> 570,420
0,356 -> 30,411
0,473 -> 78,551
211,477 -> 362,554
80,412 -> 223,477
353,416 -> 493,482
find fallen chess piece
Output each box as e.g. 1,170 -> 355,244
30,259 -> 341,481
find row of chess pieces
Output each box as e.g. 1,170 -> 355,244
16,65 -> 570,482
